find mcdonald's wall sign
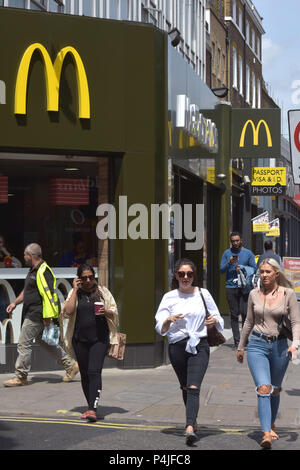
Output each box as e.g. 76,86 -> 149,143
231,109 -> 281,158
0,8 -> 166,155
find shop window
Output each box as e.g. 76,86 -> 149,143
0,156 -> 107,271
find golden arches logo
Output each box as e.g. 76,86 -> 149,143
239,119 -> 272,148
14,43 -> 90,119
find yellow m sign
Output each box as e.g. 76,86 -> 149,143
15,43 -> 90,119
239,119 -> 272,148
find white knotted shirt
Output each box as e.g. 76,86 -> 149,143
155,288 -> 224,354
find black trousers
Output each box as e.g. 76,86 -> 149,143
168,337 -> 210,428
72,339 -> 109,411
226,288 -> 249,346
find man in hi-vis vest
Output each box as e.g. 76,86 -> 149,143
3,243 -> 78,387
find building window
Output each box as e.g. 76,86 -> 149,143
232,45 -> 238,88
8,0 -> 26,7
252,29 -> 255,51
239,55 -> 243,96
232,0 -> 236,23
257,36 -> 261,60
238,7 -> 243,31
252,71 -> 256,108
82,0 -> 94,17
217,48 -> 221,79
222,54 -> 226,84
257,78 -> 261,108
246,20 -> 249,43
212,42 -> 216,75
246,65 -> 250,103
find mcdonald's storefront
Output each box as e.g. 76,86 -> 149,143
0,8 -> 169,370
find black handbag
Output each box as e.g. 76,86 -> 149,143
277,290 -> 293,341
278,316 -> 293,341
199,289 -> 226,347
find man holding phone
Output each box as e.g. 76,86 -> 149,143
220,232 -> 256,348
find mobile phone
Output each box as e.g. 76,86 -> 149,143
287,351 -> 292,361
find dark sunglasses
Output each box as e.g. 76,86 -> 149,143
177,271 -> 194,279
81,275 -> 95,281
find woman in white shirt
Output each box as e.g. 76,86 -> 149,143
155,258 -> 224,446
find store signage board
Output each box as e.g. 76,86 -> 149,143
251,167 -> 286,186
231,109 -> 281,158
288,110 -> 300,184
251,211 -> 270,233
283,257 -> 300,297
250,167 -> 286,196
250,185 -> 286,196
265,218 -> 280,237
175,94 -> 219,153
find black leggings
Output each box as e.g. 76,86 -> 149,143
169,337 -> 210,427
72,339 -> 109,411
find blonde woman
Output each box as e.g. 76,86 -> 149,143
237,258 -> 300,449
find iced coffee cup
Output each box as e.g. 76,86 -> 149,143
94,302 -> 104,315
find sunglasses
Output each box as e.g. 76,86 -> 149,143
81,275 -> 95,281
177,271 -> 194,279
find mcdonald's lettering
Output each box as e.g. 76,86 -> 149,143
239,119 -> 272,148
15,43 -> 90,119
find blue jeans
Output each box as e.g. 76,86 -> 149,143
247,332 -> 289,432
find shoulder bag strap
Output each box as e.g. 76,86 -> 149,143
199,288 -> 209,319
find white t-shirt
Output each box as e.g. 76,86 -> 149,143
155,288 -> 224,354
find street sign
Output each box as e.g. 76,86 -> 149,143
251,211 -> 270,232
231,109 -> 281,158
251,185 -> 286,196
288,109 -> 300,184
250,167 -> 286,196
251,167 -> 286,186
266,218 -> 280,237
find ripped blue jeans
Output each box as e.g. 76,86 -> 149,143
247,332 -> 289,432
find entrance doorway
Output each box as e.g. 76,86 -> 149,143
173,165 -> 204,285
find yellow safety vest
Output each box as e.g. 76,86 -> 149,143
36,262 -> 59,319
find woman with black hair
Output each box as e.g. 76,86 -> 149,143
155,258 -> 224,445
63,264 -> 118,422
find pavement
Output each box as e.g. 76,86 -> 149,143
1,326 -> 300,435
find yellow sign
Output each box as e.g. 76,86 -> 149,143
253,223 -> 270,233
252,211 -> 269,233
251,167 -> 286,186
239,120 -> 272,148
266,218 -> 280,237
266,227 -> 280,237
15,43 -> 90,119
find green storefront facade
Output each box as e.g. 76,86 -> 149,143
0,7 -> 229,370
0,7 -> 171,369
